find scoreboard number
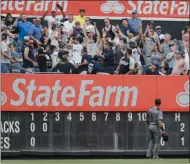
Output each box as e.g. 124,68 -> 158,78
67,112 -> 72,121
137,112 -> 146,121
30,123 -> 35,132
160,123 -> 166,146
116,113 -> 120,121
92,112 -> 96,121
180,123 -> 185,132
128,112 -> 132,121
42,123 -> 48,132
181,137 -> 185,146
30,137 -> 35,147
55,112 -> 60,122
80,112 -> 84,121
30,113 -> 34,121
104,112 -> 109,121
43,112 -> 48,121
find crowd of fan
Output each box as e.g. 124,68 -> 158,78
1,6 -> 189,75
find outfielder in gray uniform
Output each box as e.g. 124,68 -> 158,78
146,99 -> 164,159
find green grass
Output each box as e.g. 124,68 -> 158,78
1,159 -> 189,164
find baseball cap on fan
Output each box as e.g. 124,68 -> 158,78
132,10 -> 137,14
152,62 -> 159,68
24,36 -> 30,41
159,34 -> 165,40
169,40 -> 175,47
155,26 -> 162,30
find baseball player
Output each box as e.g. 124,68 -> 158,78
146,99 -> 165,159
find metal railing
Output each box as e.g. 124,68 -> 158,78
8,63 -> 63,74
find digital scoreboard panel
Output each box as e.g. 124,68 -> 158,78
1,112 -> 189,156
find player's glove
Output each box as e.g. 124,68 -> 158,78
161,131 -> 169,142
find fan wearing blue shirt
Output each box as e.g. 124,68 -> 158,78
128,10 -> 142,34
120,18 -> 131,37
16,14 -> 33,47
29,18 -> 43,41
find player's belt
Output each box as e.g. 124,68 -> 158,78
149,123 -> 157,125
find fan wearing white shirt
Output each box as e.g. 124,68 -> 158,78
83,17 -> 95,34
184,45 -> 189,75
129,41 -> 142,67
64,14 -> 75,33
42,9 -> 66,34
1,34 -> 15,73
83,22 -> 101,58
68,37 -> 83,64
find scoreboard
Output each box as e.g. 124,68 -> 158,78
1,112 -> 189,157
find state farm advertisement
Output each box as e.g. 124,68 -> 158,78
1,74 -> 189,112
1,0 -> 189,20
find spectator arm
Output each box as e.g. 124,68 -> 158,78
60,9 -> 66,18
68,29 -> 73,38
13,17 -> 20,27
137,47 -> 142,55
73,64 -> 78,69
41,12 -> 48,21
112,25 -> 117,36
6,30 -> 15,38
95,27 -> 100,39
82,28 -> 88,46
115,64 -> 120,72
102,28 -> 106,38
2,52 -> 13,62
52,63 -> 59,72
99,54 -> 105,59
143,30 -> 148,38
29,35 -> 37,42
118,29 -> 125,38
139,24 -> 143,39
126,69 -> 134,75
145,39 -> 153,52
78,60 -> 88,67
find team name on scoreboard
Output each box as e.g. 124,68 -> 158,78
0,121 -> 20,149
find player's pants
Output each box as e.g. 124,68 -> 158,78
146,124 -> 161,158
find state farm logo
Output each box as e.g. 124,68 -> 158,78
1,91 -> 7,106
176,80 -> 189,107
101,0 -> 125,14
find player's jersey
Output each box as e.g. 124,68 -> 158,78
146,106 -> 163,125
